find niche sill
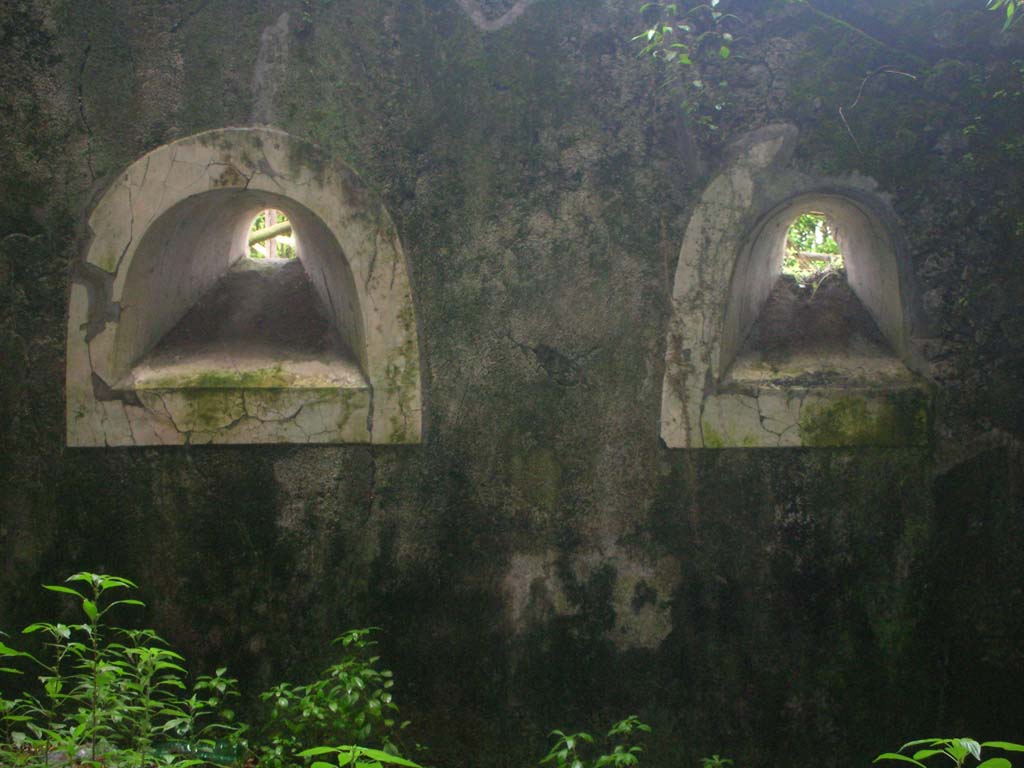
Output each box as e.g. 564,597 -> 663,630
705,345 -> 929,449
697,268 -> 931,449
723,349 -> 917,391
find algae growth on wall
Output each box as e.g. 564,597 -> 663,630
1,1 -> 1023,766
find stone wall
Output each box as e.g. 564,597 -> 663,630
2,1 -> 1023,766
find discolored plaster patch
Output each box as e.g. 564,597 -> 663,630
504,547 -> 679,651
454,0 -> 545,32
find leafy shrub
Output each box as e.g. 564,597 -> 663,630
298,745 -> 424,768
1,573 -> 425,768
876,738 -> 1024,768
0,572 -> 244,767
541,715 -> 652,768
256,628 -> 410,768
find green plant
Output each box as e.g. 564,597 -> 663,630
786,213 -> 840,256
875,738 -> 1024,768
988,0 -> 1021,30
248,209 -> 296,260
298,745 -> 424,768
258,628 -> 408,768
0,573 -> 245,767
634,1 -> 738,66
632,1 -> 739,131
541,715 -> 652,768
700,756 -> 733,768
782,212 -> 845,286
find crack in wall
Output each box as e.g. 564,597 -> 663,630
76,44 -> 96,182
169,0 -> 209,34
112,185 -> 135,276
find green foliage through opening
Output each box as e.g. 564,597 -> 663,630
783,212 -> 844,285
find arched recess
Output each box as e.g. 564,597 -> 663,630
660,123 -> 930,449
67,127 -> 422,446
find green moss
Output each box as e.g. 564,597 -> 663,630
700,421 -> 761,448
171,389 -> 246,432
139,365 -> 294,390
509,447 -> 562,510
335,389 -> 367,435
382,299 -> 420,443
94,252 -> 119,273
799,391 -> 929,447
702,423 -> 726,449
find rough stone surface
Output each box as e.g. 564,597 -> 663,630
2,2 -> 1024,767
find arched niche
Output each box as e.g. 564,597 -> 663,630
67,127 -> 422,446
660,123 -> 930,449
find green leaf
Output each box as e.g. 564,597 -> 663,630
65,572 -> 98,585
0,641 -> 28,657
42,584 -> 83,598
976,759 -> 1012,768
983,743 -> 1024,753
958,739 -> 982,761
874,754 -> 927,768
299,747 -> 341,757
107,599 -> 146,610
912,750 -> 947,761
900,740 -> 948,750
82,599 -> 99,622
341,746 -> 423,767
96,574 -> 138,589
719,45 -> 731,58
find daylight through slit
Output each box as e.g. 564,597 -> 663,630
248,208 -> 297,260
782,211 -> 844,285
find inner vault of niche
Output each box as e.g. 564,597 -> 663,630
721,195 -> 913,391
116,190 -> 365,398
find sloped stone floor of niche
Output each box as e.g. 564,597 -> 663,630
121,257 -> 366,392
724,271 -> 918,390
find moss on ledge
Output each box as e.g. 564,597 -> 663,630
799,389 -> 930,447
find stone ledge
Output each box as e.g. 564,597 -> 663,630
698,385 -> 931,448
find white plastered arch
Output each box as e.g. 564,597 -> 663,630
660,124 -> 927,449
67,127 -> 422,446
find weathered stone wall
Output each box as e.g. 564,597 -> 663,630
2,1 -> 1023,766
